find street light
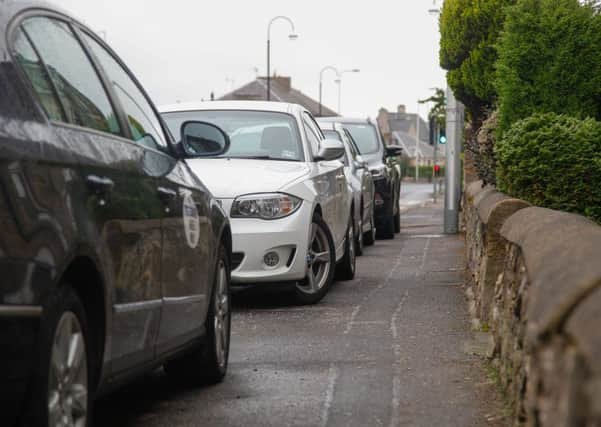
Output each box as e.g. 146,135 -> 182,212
319,66 -> 340,116
266,16 -> 298,101
334,69 -> 360,114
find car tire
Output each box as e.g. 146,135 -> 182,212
363,206 -> 376,246
165,244 -> 231,386
336,215 -> 357,280
376,200 -> 395,240
293,213 -> 336,305
355,211 -> 364,256
26,285 -> 92,427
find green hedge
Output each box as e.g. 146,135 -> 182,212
496,113 -> 601,223
495,0 -> 601,134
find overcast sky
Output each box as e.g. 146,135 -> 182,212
51,0 -> 445,119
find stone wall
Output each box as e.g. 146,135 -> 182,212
464,183 -> 601,426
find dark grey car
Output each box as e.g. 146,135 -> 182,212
0,2 -> 233,425
319,117 -> 403,239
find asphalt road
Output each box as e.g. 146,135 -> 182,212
94,201 -> 504,427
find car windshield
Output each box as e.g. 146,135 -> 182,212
343,123 -> 380,154
162,110 -> 303,161
322,129 -> 342,141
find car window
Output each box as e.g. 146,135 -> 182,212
322,129 -> 342,141
343,129 -> 360,159
21,17 -> 120,135
162,110 -> 303,161
82,32 -> 167,150
343,123 -> 380,154
302,113 -> 322,155
13,28 -> 64,121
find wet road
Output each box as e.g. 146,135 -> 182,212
95,202 -> 503,427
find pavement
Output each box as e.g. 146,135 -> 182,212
94,188 -> 505,427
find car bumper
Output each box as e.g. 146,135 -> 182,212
0,306 -> 42,425
228,202 -> 312,284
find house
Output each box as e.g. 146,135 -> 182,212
392,131 -> 445,167
377,104 -> 429,146
218,76 -> 338,117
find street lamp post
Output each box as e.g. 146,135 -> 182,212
334,69 -> 360,114
319,66 -> 339,117
266,16 -> 298,101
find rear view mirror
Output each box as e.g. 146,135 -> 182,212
315,139 -> 345,161
181,121 -> 230,157
385,145 -> 403,158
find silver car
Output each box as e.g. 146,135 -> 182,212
319,121 -> 376,254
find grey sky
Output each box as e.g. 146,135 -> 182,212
51,0 -> 445,120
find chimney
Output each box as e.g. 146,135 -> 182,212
397,104 -> 406,115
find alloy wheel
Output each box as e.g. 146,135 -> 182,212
48,312 -> 88,427
213,260 -> 229,370
298,223 -> 332,294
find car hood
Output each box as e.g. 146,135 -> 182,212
186,158 -> 311,198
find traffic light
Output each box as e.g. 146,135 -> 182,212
439,126 -> 447,144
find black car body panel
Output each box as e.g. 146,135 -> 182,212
0,1 -> 230,423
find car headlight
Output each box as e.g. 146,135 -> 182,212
231,193 -> 302,220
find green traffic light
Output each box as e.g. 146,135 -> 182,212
439,135 -> 447,144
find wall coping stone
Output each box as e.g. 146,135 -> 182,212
565,285 -> 601,374
500,207 -> 601,344
466,180 -> 486,201
475,191 -> 530,230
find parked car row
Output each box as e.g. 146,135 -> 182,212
0,2 -> 403,425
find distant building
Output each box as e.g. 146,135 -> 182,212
392,131 -> 444,167
377,104 -> 429,146
219,76 -> 338,117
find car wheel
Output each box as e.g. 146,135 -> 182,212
165,244 -> 231,385
376,200 -> 395,240
336,215 -> 356,280
27,285 -> 91,427
355,212 -> 364,256
294,214 -> 335,304
394,192 -> 401,234
363,206 -> 376,246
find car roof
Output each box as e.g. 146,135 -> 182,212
318,116 -> 374,125
159,100 -> 301,115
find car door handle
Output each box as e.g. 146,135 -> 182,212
157,187 -> 178,204
85,175 -> 114,195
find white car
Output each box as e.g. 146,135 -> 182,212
160,101 -> 356,304
318,121 -> 376,255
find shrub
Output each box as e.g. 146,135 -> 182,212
496,113 -> 601,223
496,0 -> 601,134
439,0 -> 516,116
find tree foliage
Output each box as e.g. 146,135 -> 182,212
496,113 -> 601,223
419,88 -> 446,127
439,0 -> 516,117
495,0 -> 601,133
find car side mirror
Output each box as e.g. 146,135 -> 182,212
353,155 -> 368,170
180,121 -> 230,157
314,138 -> 345,162
385,145 -> 403,158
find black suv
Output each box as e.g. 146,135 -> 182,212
0,2 -> 234,425
319,117 -> 402,238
